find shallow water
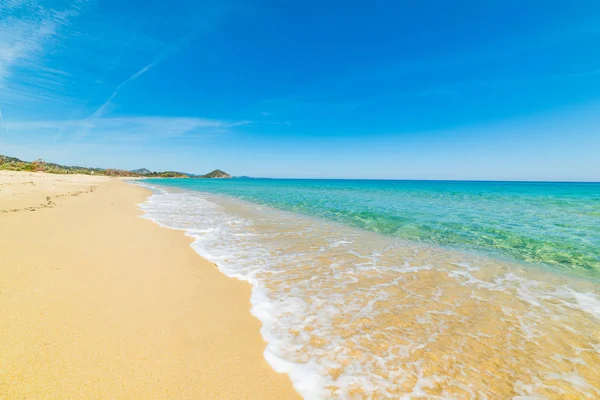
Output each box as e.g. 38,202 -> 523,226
136,179 -> 600,399
142,179 -> 600,275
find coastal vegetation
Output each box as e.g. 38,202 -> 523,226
202,169 -> 231,178
0,155 -> 230,178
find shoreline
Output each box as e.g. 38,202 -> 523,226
0,171 -> 299,399
138,178 -> 600,398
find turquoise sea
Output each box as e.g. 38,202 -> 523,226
144,179 -> 600,275
136,178 -> 600,399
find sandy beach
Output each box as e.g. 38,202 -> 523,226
0,171 -> 299,399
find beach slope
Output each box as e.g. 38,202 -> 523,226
0,171 -> 299,399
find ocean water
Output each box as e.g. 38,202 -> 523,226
135,179 -> 600,399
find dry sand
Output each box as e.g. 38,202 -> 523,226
0,171 -> 300,399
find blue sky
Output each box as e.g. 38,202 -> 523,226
1,0 -> 599,180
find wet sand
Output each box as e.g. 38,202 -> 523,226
0,171 -> 299,399
138,186 -> 600,399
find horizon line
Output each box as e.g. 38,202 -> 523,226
3,153 -> 598,184
195,176 -> 600,184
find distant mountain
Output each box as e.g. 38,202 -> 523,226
1,155 -> 108,175
201,169 -> 231,179
0,155 -> 21,164
129,167 -> 232,178
1,155 -> 188,178
1,154 -> 232,179
131,168 -> 152,175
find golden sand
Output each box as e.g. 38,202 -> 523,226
185,196 -> 600,399
0,171 -> 299,399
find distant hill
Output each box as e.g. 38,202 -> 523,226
1,155 -> 108,175
1,155 -> 186,178
0,155 -> 21,164
131,168 -> 152,175
0,155 -> 231,179
201,169 -> 231,179
147,171 -> 190,178
130,168 -> 191,178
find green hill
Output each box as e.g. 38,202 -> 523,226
0,155 -> 187,177
201,169 -> 231,178
0,155 -> 229,179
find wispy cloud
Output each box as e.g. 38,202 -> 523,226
0,106 -> 11,136
1,0 -> 242,148
83,12 -> 219,138
88,47 -> 178,121
0,0 -> 83,97
5,116 -> 250,142
88,62 -> 156,121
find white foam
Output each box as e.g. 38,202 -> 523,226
572,291 -> 600,320
133,182 -> 600,399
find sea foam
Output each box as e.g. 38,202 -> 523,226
135,182 -> 600,399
